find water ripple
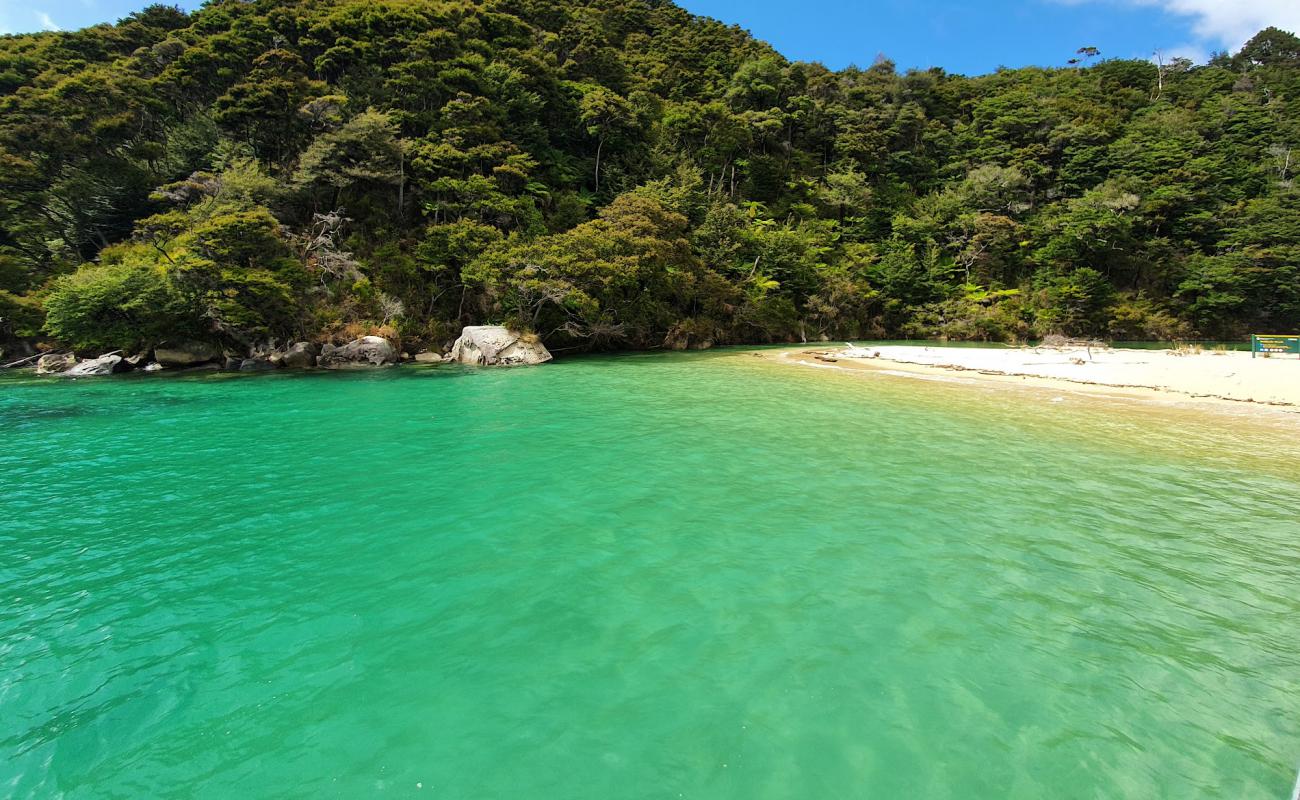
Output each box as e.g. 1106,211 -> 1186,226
1,354 -> 1298,798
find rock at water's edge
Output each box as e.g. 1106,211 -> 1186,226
62,354 -> 122,376
318,336 -> 397,369
279,341 -> 318,369
662,328 -> 713,351
155,340 -> 221,367
448,326 -> 552,366
35,353 -> 76,375
239,358 -> 278,372
664,334 -> 689,351
413,351 -> 444,363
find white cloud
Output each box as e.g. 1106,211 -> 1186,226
37,11 -> 60,32
1162,0 -> 1300,49
1099,0 -> 1300,52
1152,42 -> 1211,66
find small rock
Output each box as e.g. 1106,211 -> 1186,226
143,362 -> 163,372
413,351 -> 443,363
239,358 -> 277,372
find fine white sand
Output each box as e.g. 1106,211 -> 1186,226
778,344 -> 1300,407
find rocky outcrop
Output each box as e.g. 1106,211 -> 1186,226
62,354 -> 122,376
35,353 -> 76,375
663,327 -> 713,351
448,326 -> 552,366
155,340 -> 221,368
276,341 -> 318,369
318,336 -> 396,369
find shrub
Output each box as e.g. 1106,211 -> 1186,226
164,207 -> 308,344
918,287 -> 1030,342
1034,268 -> 1114,336
1107,295 -> 1193,340
43,262 -> 198,352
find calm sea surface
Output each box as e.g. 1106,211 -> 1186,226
2,351 -> 1298,798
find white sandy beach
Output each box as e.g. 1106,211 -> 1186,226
774,344 -> 1300,408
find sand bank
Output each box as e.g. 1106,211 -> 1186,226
767,344 -> 1300,410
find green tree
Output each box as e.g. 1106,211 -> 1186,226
577,84 -> 635,193
214,50 -> 326,167
43,261 -> 195,352
295,109 -> 405,211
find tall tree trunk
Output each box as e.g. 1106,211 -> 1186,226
595,137 -> 604,193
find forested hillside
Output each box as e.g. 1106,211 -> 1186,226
1,0 -> 1298,356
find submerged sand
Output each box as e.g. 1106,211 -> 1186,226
767,344 -> 1300,410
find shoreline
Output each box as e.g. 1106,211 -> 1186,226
757,344 -> 1300,419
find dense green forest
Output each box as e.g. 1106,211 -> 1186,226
1,0 -> 1298,356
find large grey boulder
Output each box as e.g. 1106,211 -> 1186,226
35,353 -> 76,375
62,354 -> 122,376
448,326 -> 552,366
155,340 -> 221,367
318,336 -> 396,369
277,341 -> 318,369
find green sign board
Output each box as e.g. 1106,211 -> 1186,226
1251,334 -> 1300,358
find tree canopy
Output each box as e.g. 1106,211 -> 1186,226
2,2 -> 1298,354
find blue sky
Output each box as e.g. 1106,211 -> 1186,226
2,0 -> 1298,75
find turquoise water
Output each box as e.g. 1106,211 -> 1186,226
2,352 -> 1298,798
